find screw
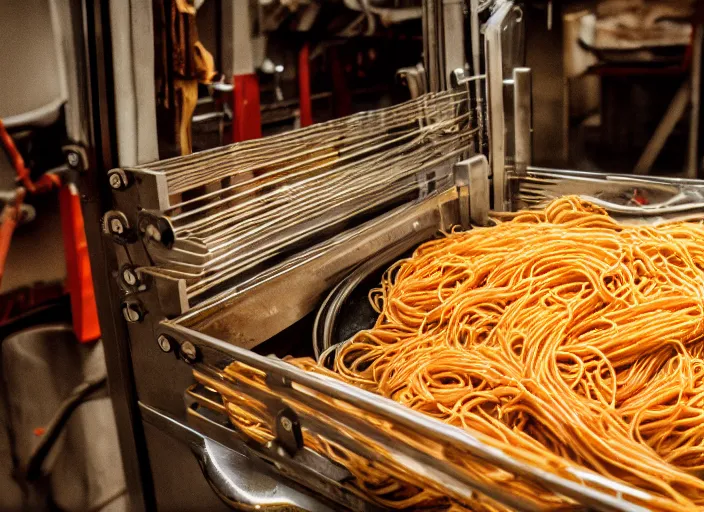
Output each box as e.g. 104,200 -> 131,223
110,218 -> 124,234
122,303 -> 142,322
122,268 -> 137,286
67,152 -> 80,168
280,417 -> 293,432
180,341 -> 198,361
145,224 -> 162,242
109,173 -> 123,189
157,335 -> 172,353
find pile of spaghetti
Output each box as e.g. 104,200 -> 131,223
317,196 -> 704,507
223,196 -> 704,510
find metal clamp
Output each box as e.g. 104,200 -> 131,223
274,408 -> 303,456
454,155 -> 490,228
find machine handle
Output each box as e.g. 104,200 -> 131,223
139,403 -> 334,512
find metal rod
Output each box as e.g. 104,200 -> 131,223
485,2 -> 511,209
442,0 -> 466,86
513,67 -> 532,176
469,0 -> 485,154
687,25 -> 702,179
634,82 -> 690,175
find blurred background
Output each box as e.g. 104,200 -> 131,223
0,0 -> 701,510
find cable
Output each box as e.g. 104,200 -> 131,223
0,119 -> 61,194
25,376 -> 107,481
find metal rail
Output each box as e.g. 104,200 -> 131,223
155,321 -> 654,512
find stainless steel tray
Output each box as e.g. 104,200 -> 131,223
151,167 -> 704,512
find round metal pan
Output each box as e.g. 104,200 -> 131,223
313,239 -> 423,362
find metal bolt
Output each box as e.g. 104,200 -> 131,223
122,304 -> 141,322
110,218 -> 124,234
145,224 -> 162,242
280,417 -> 293,432
109,173 -> 122,189
122,268 -> 137,285
180,341 -> 197,361
157,335 -> 172,353
67,152 -> 80,168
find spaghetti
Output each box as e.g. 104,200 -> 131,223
225,196 -> 704,510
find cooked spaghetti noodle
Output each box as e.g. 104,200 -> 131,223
223,196 -> 704,510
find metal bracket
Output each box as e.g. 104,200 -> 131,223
108,168 -> 132,191
274,408 -> 304,456
513,67 -> 532,176
396,64 -> 427,99
454,155 -> 490,228
111,168 -> 170,211
139,402 -> 336,512
102,210 -> 138,244
137,211 -> 176,249
63,144 -> 89,172
153,274 -> 190,317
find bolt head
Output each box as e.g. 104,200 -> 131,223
109,173 -> 122,189
122,268 -> 137,285
280,417 -> 293,432
157,335 -> 172,352
67,152 -> 80,167
145,224 -> 162,242
110,218 -> 124,234
123,304 -> 141,322
180,341 -> 198,361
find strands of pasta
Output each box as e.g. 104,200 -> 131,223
221,196 -> 704,510
308,196 -> 704,510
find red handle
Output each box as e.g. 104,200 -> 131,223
59,185 -> 100,343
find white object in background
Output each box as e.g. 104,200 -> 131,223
0,0 -> 67,129
109,0 -> 159,166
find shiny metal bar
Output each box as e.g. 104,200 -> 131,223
513,67 -> 532,175
687,25 -> 702,179
174,188 -> 460,344
511,166 -> 704,221
453,155 -> 489,228
423,0 -> 442,92
157,322 -> 654,512
442,0 -> 466,85
485,1 -> 511,210
469,0 -> 486,153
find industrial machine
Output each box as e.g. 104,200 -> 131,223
93,1 -> 704,510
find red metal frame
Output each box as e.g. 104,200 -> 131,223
233,73 -> 262,142
298,43 -> 313,127
330,46 -> 352,119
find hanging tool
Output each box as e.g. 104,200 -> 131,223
0,118 -> 100,343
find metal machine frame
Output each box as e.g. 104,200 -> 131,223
77,1 -> 704,511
